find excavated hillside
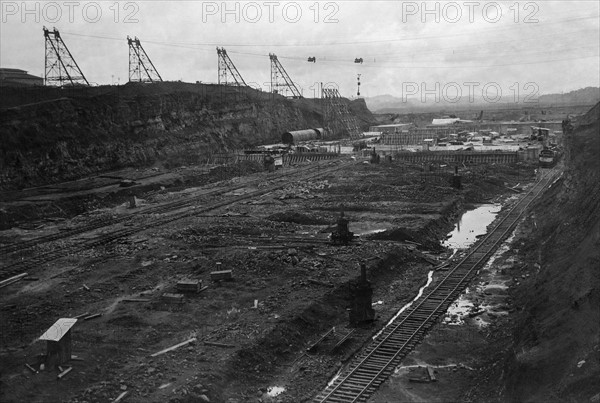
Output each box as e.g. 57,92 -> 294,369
0,83 -> 373,190
501,103 -> 600,402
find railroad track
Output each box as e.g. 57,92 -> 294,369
0,160 -> 349,282
315,168 -> 560,403
0,161 -> 339,256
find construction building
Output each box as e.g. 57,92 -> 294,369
0,68 -> 43,87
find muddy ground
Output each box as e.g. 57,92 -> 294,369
0,157 -> 536,403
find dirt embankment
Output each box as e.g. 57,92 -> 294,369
0,83 -> 374,190
494,103 -> 600,402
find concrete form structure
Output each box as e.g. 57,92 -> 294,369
39,318 -> 77,367
392,150 -> 520,164
369,123 -> 414,134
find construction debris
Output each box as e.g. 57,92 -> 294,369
25,363 -> 38,374
161,293 -> 184,304
210,270 -> 233,282
57,366 -> 73,380
427,366 -> 437,382
203,341 -> 235,348
307,327 -> 335,352
150,337 -> 197,357
113,391 -> 128,402
176,279 -> 202,293
0,273 -> 28,289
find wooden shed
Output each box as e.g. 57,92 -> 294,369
39,318 -> 77,367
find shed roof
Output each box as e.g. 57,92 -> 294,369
39,318 -> 77,342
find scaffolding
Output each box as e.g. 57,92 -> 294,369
43,27 -> 89,86
269,53 -> 302,98
128,36 -> 163,83
217,47 -> 246,86
322,87 -> 361,139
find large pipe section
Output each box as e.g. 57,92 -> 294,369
282,128 -> 324,145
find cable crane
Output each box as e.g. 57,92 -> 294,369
217,47 -> 247,86
269,53 -> 302,98
43,27 -> 89,87
322,87 -> 361,139
128,36 -> 163,83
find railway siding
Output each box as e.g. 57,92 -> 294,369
0,160 -> 349,282
315,169 -> 559,403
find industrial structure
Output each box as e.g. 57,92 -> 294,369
43,27 -> 89,87
269,53 -> 302,98
322,87 -> 361,139
217,47 -> 246,86
128,36 -> 163,83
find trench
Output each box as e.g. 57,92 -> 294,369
322,203 -> 504,391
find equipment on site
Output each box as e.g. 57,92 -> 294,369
451,166 -> 462,189
217,47 -> 247,86
270,53 -> 302,98
43,27 -> 89,87
538,148 -> 558,168
354,58 -> 364,64
530,126 -> 551,143
307,56 -> 316,63
331,211 -> 354,245
369,148 -> 381,164
128,36 -> 163,83
349,263 -> 375,325
263,153 -> 276,172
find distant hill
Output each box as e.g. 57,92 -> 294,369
538,87 -> 600,105
365,87 -> 600,113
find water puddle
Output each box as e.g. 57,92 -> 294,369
373,270 -> 434,340
357,228 -> 387,236
442,204 -> 501,250
394,362 -> 476,373
443,232 -> 517,327
266,386 -> 285,397
352,221 -> 393,237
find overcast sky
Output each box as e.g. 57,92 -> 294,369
1,1 -> 599,99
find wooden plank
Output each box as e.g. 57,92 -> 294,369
57,366 -> 72,379
150,338 -> 197,357
210,270 -> 232,281
25,363 -> 38,374
203,341 -> 235,348
307,327 -> 335,352
427,366 -> 437,382
0,273 -> 28,288
113,391 -> 128,402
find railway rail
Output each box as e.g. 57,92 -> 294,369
0,160 -> 349,282
0,162 -> 339,256
315,168 -> 560,403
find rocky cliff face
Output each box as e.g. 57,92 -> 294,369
0,83 -> 372,189
502,103 -> 600,402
